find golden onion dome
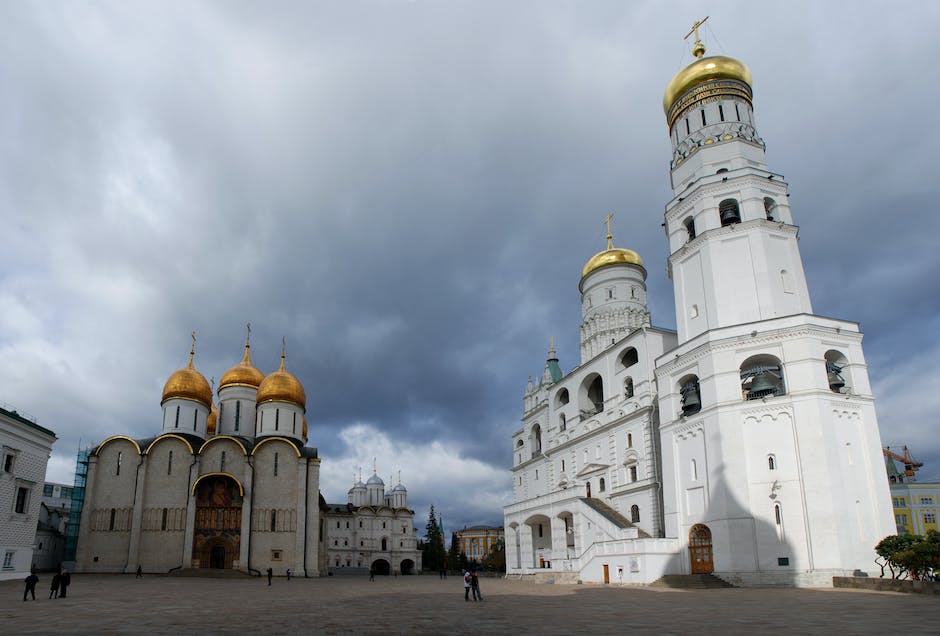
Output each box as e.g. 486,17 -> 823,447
663,55 -> 752,117
161,354 -> 212,407
257,354 -> 306,409
219,343 -> 265,390
206,402 -> 219,435
581,247 -> 644,279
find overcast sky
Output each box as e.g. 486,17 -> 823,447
2,1 -> 938,536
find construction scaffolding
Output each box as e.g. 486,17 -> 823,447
63,447 -> 90,564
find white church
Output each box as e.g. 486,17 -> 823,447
503,29 -> 895,587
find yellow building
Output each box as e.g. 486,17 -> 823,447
454,525 -> 504,562
885,454 -> 939,535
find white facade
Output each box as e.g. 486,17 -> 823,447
324,472 -> 422,576
504,41 -> 895,587
1,404 -> 56,580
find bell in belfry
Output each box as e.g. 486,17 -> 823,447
826,361 -> 845,392
748,371 -> 778,398
681,380 -> 701,414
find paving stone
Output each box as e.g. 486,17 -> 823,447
1,574 -> 938,634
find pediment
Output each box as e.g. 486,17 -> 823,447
576,462 -> 609,478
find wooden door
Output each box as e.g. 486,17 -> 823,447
688,524 -> 714,574
602,564 -> 610,584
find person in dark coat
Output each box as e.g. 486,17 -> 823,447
471,571 -> 482,601
136,565 -> 143,578
24,572 -> 39,601
49,572 -> 61,599
58,570 -> 70,598
266,567 -> 273,585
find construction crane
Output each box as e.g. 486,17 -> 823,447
883,446 -> 923,478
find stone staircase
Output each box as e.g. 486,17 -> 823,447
580,497 -> 651,537
650,574 -> 734,589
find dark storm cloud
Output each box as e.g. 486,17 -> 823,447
2,1 -> 939,534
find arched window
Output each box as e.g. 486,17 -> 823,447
532,424 -> 542,455
631,505 -> 640,523
740,355 -> 785,400
270,510 -> 277,531
555,388 -> 569,407
559,413 -> 566,432
584,375 -> 604,415
768,455 -> 776,470
719,198 -> 741,226
764,197 -> 777,220
624,377 -> 634,399
679,375 -> 701,415
684,217 -> 696,241
620,348 -> 639,369
599,477 -> 606,492
774,503 -> 784,541
516,439 -> 524,447
825,350 -> 849,393
627,433 -> 633,448
691,458 -> 698,481
381,538 -> 387,551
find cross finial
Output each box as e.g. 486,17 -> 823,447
684,16 -> 709,58
398,470 -> 401,484
604,213 -> 614,249
373,457 -> 377,474
188,331 -> 196,366
548,336 -> 556,358
246,322 -> 251,347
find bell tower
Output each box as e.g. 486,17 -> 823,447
662,19 -> 812,344
655,20 -> 894,586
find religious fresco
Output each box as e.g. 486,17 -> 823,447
193,475 -> 243,568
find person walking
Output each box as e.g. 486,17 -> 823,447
23,572 -> 39,601
286,568 -> 291,581
49,572 -> 60,599
266,567 -> 273,586
58,570 -> 70,598
369,567 -> 375,582
471,571 -> 482,601
136,565 -> 143,578
463,570 -> 471,601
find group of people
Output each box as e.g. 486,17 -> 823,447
23,569 -> 71,601
462,570 -> 482,601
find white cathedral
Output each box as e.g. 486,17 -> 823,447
503,32 -> 895,586
75,335 -> 421,577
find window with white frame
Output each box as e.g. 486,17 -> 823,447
925,512 -> 936,524
3,551 -> 14,569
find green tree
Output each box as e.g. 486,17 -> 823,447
482,538 -> 506,573
875,534 -> 920,579
447,532 -> 461,574
423,506 -> 445,571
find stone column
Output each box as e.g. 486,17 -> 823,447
505,526 -> 518,573
519,524 -> 534,571
550,516 -> 566,564
125,456 -> 148,572
239,458 -> 254,571
293,456 -> 307,577
182,459 -> 200,568
306,458 -> 321,576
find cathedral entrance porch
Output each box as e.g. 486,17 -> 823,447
371,559 -> 391,576
192,474 -> 244,570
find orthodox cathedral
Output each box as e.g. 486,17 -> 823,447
503,28 -> 895,587
75,334 -> 420,576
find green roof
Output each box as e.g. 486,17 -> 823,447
0,404 -> 56,438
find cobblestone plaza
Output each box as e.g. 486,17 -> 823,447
2,574 -> 938,634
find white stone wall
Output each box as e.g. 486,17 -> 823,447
0,410 -> 55,580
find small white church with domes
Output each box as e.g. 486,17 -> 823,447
503,27 -> 895,587
74,334 -> 421,577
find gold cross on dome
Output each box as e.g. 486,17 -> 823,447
604,213 -> 614,249
684,16 -> 709,58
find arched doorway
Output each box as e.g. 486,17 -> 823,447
371,559 -> 390,576
400,559 -> 415,575
192,474 -> 243,570
688,524 -> 713,574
